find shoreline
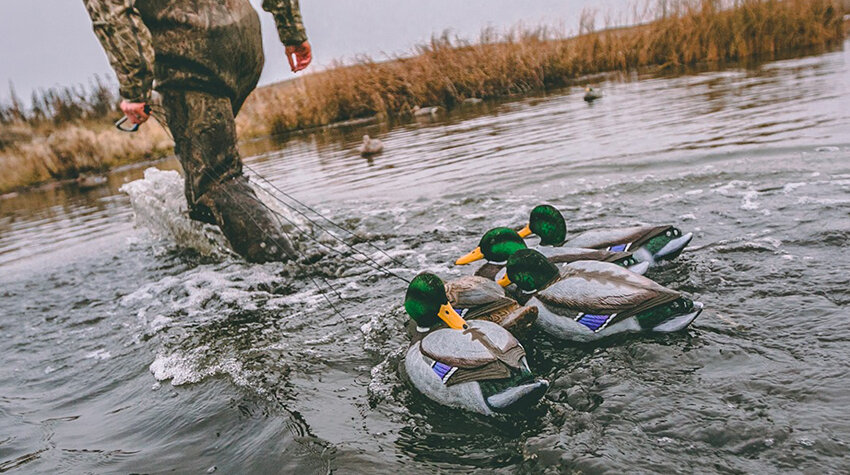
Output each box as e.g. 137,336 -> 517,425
1,0 -> 847,196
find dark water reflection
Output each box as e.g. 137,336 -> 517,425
1,43 -> 849,473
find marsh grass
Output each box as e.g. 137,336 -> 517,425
0,0 -> 846,194
252,0 -> 845,134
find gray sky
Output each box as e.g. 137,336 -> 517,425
0,0 -> 623,103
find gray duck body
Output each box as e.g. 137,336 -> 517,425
404,320 -> 548,415
523,260 -> 702,342
563,225 -> 693,266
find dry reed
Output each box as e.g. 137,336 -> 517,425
0,0 -> 845,194
250,0 -> 845,134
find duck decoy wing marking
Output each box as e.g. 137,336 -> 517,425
536,261 -> 680,321
566,225 -> 670,249
445,276 -> 509,307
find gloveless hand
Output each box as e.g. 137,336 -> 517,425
120,101 -> 150,125
285,41 -> 312,73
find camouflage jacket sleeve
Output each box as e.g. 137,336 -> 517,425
82,0 -> 154,102
262,0 -> 308,46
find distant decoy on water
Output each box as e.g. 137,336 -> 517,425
357,134 -> 384,156
76,174 -> 108,190
413,105 -> 442,117
583,86 -> 603,102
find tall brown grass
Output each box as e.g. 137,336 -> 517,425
1,0 -> 846,194
249,0 -> 845,134
0,79 -> 173,193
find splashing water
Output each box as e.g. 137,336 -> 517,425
120,168 -> 231,257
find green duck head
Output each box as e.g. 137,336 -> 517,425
404,273 -> 468,330
519,204 -> 567,246
501,249 -> 560,292
455,227 -> 528,265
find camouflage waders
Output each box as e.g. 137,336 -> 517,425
83,0 -> 307,262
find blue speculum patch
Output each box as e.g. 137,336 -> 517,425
576,313 -> 613,332
608,243 -> 630,252
431,361 -> 455,382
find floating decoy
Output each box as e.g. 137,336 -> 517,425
584,86 -> 602,101
403,273 -> 549,415
357,134 -> 384,156
499,249 -> 703,342
518,205 -> 693,266
456,227 -> 649,280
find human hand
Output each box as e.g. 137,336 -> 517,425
120,101 -> 150,125
285,41 -> 312,73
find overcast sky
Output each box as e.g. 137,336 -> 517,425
0,0 -> 624,103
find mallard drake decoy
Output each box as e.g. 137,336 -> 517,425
499,249 -> 703,342
403,273 -> 549,415
357,134 -> 384,156
455,227 -> 649,280
518,205 -> 693,266
584,86 -> 602,102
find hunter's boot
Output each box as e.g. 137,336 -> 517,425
197,176 -> 295,263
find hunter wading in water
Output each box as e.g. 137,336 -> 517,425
82,0 -> 312,262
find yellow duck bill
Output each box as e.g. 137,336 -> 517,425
455,247 -> 485,265
517,225 -> 532,238
437,304 -> 469,329
497,274 -> 512,287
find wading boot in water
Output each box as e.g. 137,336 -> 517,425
197,176 -> 295,263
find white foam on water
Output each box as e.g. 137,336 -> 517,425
149,346 -> 252,388
120,168 -> 231,257
121,262 -> 292,318
755,237 -> 782,249
149,315 -> 173,333
359,311 -> 401,354
781,182 -> 808,193
797,437 -> 815,447
711,180 -> 753,196
740,190 -> 760,210
85,349 -> 112,360
795,195 -> 850,207
366,347 -> 406,409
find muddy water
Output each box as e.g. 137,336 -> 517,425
1,43 -> 849,473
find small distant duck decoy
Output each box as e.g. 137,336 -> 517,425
517,205 -> 693,267
403,273 -> 549,415
584,86 -> 602,102
499,249 -> 703,342
357,134 -> 384,156
412,105 -> 442,117
76,174 -> 108,190
455,227 -> 649,281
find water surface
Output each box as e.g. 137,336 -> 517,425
1,43 -> 849,473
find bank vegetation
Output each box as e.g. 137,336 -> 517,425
1,0 -> 846,194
